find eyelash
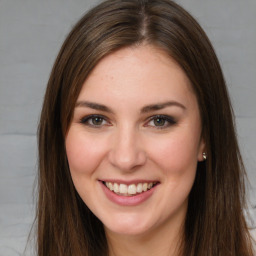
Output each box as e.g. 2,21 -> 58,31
79,114 -> 177,129
145,115 -> 177,129
80,114 -> 110,128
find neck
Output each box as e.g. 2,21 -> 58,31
105,218 -> 184,256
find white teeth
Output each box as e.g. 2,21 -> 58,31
105,182 -> 156,196
119,184 -> 128,194
109,182 -> 114,191
128,184 -> 137,195
113,183 -> 119,193
136,183 -> 143,193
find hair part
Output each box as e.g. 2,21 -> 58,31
37,0 -> 255,255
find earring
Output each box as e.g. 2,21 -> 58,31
202,152 -> 207,160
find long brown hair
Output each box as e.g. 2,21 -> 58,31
37,0 -> 255,255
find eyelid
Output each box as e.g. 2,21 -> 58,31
80,114 -> 111,127
79,114 -> 176,129
145,114 -> 177,128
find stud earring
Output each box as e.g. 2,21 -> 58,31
202,152 -> 207,160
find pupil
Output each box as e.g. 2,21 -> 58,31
92,117 -> 103,125
154,118 -> 165,126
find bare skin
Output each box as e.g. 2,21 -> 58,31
66,45 -> 205,255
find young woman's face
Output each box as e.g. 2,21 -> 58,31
66,45 -> 205,237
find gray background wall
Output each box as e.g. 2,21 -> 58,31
0,0 -> 255,255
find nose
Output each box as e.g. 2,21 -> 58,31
108,126 -> 147,172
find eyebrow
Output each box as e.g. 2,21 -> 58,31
141,101 -> 186,113
75,100 -> 186,113
75,101 -> 114,113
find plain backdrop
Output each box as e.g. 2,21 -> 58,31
0,0 -> 255,255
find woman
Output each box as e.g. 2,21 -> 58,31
37,0 -> 255,255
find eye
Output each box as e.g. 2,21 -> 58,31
146,115 -> 176,129
80,115 -> 110,127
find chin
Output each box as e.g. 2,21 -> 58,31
105,224 -> 150,236
102,213 -> 155,236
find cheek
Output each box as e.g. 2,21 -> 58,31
146,130 -> 200,176
65,129 -> 105,175
146,131 -> 200,215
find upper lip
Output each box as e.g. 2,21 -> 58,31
99,179 -> 159,185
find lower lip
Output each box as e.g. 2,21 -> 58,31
100,182 -> 158,206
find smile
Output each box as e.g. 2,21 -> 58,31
103,181 -> 158,196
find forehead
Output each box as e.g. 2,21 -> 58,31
77,45 -> 197,109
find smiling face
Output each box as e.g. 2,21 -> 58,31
65,45 -> 205,238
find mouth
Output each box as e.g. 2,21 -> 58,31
102,181 -> 159,197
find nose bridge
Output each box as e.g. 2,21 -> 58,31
108,123 -> 146,171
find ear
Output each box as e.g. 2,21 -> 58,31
197,137 -> 206,162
